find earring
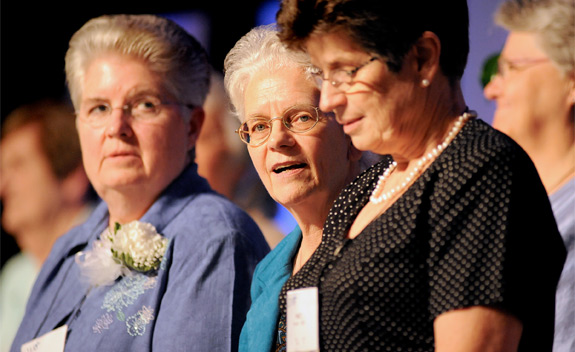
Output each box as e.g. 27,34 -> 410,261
421,79 -> 430,87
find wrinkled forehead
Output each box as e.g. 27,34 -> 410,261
243,67 -> 320,121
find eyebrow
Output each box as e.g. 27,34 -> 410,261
246,104 -> 314,120
246,114 -> 271,120
83,88 -> 164,103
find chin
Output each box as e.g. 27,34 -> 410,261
98,174 -> 149,192
280,186 -> 319,208
350,137 -> 379,154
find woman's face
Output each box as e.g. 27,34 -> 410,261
304,31 -> 426,157
243,66 -> 359,211
0,123 -> 63,235
76,54 -> 198,202
484,31 -> 574,145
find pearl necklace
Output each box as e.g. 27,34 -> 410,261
369,110 -> 476,204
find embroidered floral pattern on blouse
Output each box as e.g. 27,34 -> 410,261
102,275 -> 156,321
126,306 -> 155,336
93,313 -> 114,333
94,274 -> 158,335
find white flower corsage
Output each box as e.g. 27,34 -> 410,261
76,221 -> 168,287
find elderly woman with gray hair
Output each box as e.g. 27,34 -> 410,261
484,0 -> 574,350
224,24 -> 380,352
10,14 -> 269,352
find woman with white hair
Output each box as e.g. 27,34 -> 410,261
224,24 -> 379,351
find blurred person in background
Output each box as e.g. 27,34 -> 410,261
10,14 -> 268,351
0,98 -> 96,352
483,0 -> 574,350
224,24 -> 380,351
196,70 -> 285,248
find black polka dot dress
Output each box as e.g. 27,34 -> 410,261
276,119 -> 566,351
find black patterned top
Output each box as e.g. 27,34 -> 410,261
276,119 -> 566,351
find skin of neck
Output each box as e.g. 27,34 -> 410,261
105,188 -> 157,227
287,190 -> 336,258
16,204 -> 90,266
518,108 -> 575,194
288,161 -> 361,271
102,159 -> 191,227
393,78 -> 468,169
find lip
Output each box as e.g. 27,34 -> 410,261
340,116 -> 364,135
270,161 -> 308,175
105,150 -> 139,160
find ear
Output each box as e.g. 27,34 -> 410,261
412,31 -> 441,85
60,166 -> 91,205
186,106 -> 205,151
568,76 -> 575,108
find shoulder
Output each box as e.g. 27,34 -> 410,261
179,192 -> 259,228
165,192 -> 269,257
430,119 -> 540,193
0,253 -> 37,287
452,119 -> 532,167
550,177 -> 575,244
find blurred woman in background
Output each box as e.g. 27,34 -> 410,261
484,0 -> 574,350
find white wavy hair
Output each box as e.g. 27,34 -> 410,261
65,14 -> 210,111
223,24 -> 316,122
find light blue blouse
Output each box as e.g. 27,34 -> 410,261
551,177 -> 575,352
11,164 -> 270,352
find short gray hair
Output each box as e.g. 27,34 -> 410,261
65,14 -> 210,110
223,24 -> 315,121
495,0 -> 574,76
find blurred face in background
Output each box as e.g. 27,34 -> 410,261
484,31 -> 574,144
243,65 -> 359,211
196,82 -> 245,198
0,123 -> 63,237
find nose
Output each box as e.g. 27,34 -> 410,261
106,107 -> 133,138
483,75 -> 502,101
266,118 -> 295,150
319,81 -> 346,115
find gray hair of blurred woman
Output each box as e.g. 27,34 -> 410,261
224,24 -> 382,169
495,0 -> 574,77
65,14 -> 210,113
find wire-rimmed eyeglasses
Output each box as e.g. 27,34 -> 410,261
496,57 -> 550,79
77,95 -> 193,127
311,56 -> 379,92
236,105 -> 321,146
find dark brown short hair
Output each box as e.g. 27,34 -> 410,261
2,98 -> 82,180
276,0 -> 470,82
